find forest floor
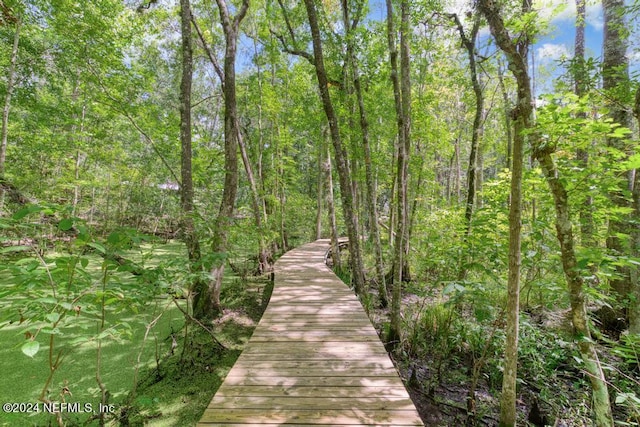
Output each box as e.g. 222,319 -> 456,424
367,286 -> 639,427
367,296 -> 499,427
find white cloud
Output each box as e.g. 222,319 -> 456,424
537,43 -> 570,62
533,0 -> 603,31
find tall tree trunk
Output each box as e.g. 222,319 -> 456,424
631,87 -> 640,334
237,127 -> 270,273
179,0 -> 205,316
193,0 -> 249,320
316,142 -> 324,240
575,0 -> 595,246
603,0 -> 633,324
477,1 -> 528,425
497,61 -> 513,170
195,3 -> 267,273
341,0 -> 388,307
480,1 -> 614,425
303,0 -> 365,294
0,18 -> 20,177
325,144 -> 341,268
387,0 -> 411,346
450,12 -> 482,280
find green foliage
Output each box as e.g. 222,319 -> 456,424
0,204 -> 172,424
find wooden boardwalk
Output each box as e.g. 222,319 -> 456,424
197,239 -> 424,426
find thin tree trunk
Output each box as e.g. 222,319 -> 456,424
497,61 -> 513,170
575,0 -> 595,246
325,145 -> 341,268
480,1 -> 614,425
237,127 -> 270,273
179,0 -> 205,316
387,0 -> 411,346
303,0 -> 365,294
194,0 -> 249,320
603,0 -> 632,323
72,103 -> 86,217
342,0 -> 388,306
389,140 -> 397,242
0,18 -> 20,177
316,143 -> 324,240
477,1 -> 527,425
450,12 -> 482,281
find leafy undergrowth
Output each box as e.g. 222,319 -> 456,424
366,288 -> 640,427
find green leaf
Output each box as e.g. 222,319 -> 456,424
12,205 -> 43,220
58,218 -> 74,231
0,246 -> 31,254
88,242 -> 106,254
21,340 -> 40,358
46,313 -> 61,323
443,282 -> 465,295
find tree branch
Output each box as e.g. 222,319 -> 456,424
272,0 -> 314,65
191,15 -> 224,83
171,298 -> 227,350
233,0 -> 250,31
270,29 -> 315,65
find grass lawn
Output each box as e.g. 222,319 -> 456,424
0,240 -> 268,426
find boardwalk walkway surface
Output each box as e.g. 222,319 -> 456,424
197,239 -> 424,426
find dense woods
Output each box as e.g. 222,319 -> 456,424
1,0 -> 639,425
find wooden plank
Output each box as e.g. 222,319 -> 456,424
214,385 -> 411,398
220,374 -> 407,388
249,333 -> 380,342
220,367 -> 399,378
199,408 -> 424,425
207,396 -> 416,410
199,424 -> 422,427
240,342 -> 388,356
233,352 -> 395,365
229,358 -> 395,372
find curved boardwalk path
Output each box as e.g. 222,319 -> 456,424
197,239 -> 424,426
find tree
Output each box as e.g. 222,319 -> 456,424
192,0 -> 250,320
341,0 -> 388,306
477,2 -> 528,424
179,0 -> 205,311
448,11 -> 483,280
574,0 -> 595,246
386,0 -> 411,347
480,1 -> 614,425
602,0 -> 634,329
302,0 -> 365,295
